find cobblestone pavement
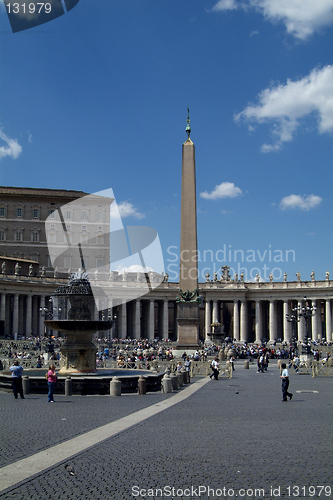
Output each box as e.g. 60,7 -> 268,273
0,362 -> 332,500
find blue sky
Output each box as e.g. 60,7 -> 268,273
0,0 -> 332,282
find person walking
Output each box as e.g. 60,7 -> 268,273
210,357 -> 219,380
9,360 -> 25,399
47,364 -> 57,402
280,362 -> 293,402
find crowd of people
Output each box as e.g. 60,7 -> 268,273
0,336 -> 331,370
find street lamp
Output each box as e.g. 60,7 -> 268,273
286,296 -> 316,354
39,298 -> 54,353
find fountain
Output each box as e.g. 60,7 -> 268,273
45,269 -> 112,374
0,270 -> 163,394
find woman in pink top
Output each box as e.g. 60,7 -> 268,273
47,364 -> 57,402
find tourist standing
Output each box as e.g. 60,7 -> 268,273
47,364 -> 57,402
9,360 -> 25,399
184,356 -> 191,382
280,363 -> 293,402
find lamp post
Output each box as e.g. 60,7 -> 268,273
39,298 -> 54,353
286,297 -> 316,355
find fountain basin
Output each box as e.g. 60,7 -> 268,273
0,368 -> 163,395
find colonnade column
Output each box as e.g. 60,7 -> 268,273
233,300 -> 239,341
212,300 -> 219,324
283,301 -> 292,343
26,294 -> 32,337
311,300 -> 318,340
269,300 -> 276,342
13,293 -> 19,340
0,293 -> 6,321
148,299 -> 155,340
162,300 -> 169,340
134,299 -> 141,339
39,296 -> 46,337
205,300 -> 211,341
315,300 -> 322,340
255,300 -> 261,343
298,300 -> 306,341
240,300 -> 247,342
326,299 -> 332,342
94,298 -> 100,321
119,302 -> 127,338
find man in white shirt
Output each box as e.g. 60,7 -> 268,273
280,363 -> 293,402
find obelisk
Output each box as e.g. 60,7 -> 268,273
177,109 -> 200,348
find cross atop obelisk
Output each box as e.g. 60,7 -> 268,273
177,108 -> 200,348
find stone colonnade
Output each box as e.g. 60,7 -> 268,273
203,297 -> 332,343
0,277 -> 332,343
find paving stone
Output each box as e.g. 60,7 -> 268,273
0,362 -> 332,500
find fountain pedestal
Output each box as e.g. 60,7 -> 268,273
45,320 -> 112,375
45,271 -> 113,375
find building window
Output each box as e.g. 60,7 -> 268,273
0,230 -> 5,241
96,257 -> 104,268
49,209 -> 55,219
16,207 -> 23,218
82,211 -> 88,220
97,212 -> 104,222
48,233 -> 56,243
31,231 -> 39,242
15,231 -> 23,241
30,254 -> 39,263
32,208 -> 40,219
66,210 -> 72,220
0,206 -> 7,217
64,256 -> 72,269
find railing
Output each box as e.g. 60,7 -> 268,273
288,358 -> 333,377
97,359 -> 232,378
312,359 -> 333,377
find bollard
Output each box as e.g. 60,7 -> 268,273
186,370 -> 190,383
170,372 -> 179,391
162,373 -> 172,393
110,377 -> 121,396
244,360 -> 249,369
176,371 -> 184,387
65,377 -> 72,396
22,376 -> 29,395
138,375 -> 147,395
180,367 -> 188,384
219,350 -> 225,361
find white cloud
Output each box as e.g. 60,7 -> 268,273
212,0 -> 333,39
212,0 -> 238,11
200,182 -> 242,200
111,201 -> 144,219
235,65 -> 333,151
279,194 -> 322,211
116,264 -> 154,274
0,129 -> 22,160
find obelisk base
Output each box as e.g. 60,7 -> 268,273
176,303 -> 200,349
